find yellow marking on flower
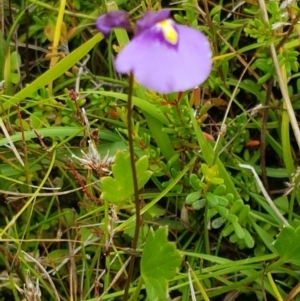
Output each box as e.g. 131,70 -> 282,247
157,19 -> 178,45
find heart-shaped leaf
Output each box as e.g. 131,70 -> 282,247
101,152 -> 152,203
273,225 -> 300,265
141,227 -> 182,301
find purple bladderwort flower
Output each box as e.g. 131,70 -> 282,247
96,10 -> 132,37
96,10 -> 212,94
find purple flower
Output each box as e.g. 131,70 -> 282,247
96,10 -> 131,37
135,10 -> 170,36
96,10 -> 212,93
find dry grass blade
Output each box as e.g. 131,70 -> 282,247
21,251 -> 60,301
99,257 -> 131,299
1,180 -> 101,201
239,164 -> 289,226
0,117 -> 24,166
187,264 -> 197,301
285,281 -> 300,301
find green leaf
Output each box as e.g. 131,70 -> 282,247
10,51 -> 21,71
9,72 -> 20,84
206,192 -> 218,207
223,224 -> 234,236
124,222 -> 149,245
144,112 -> 179,166
48,249 -> 69,263
6,33 -> 103,109
237,204 -> 250,222
189,174 -> 205,190
141,227 -> 182,301
136,156 -> 153,189
251,220 -> 276,252
215,196 -> 229,207
101,152 -> 152,203
229,199 -> 244,214
212,217 -> 226,229
233,222 -> 245,239
136,155 -> 149,174
243,228 -> 255,248
274,196 -> 289,213
211,177 -> 224,185
214,184 -> 226,196
274,226 -> 300,265
216,205 -> 228,217
227,214 -> 238,223
189,104 -> 240,198
186,191 -> 201,205
192,199 -> 206,210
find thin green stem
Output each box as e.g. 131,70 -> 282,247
104,199 -> 110,291
108,34 -> 113,78
214,231 -> 223,257
267,272 -> 284,301
289,191 -> 296,224
123,72 -> 141,301
188,263 -> 211,301
204,202 -> 210,256
128,277 -> 144,301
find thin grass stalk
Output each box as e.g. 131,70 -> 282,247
104,198 -> 111,291
0,150 -> 57,237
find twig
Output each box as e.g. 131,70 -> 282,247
239,164 -> 289,226
123,72 -> 141,301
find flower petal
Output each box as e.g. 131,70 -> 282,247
115,24 -> 212,93
136,10 -> 170,36
96,10 -> 131,37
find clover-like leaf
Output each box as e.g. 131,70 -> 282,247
273,225 -> 300,265
141,227 -> 182,301
101,152 -> 152,203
